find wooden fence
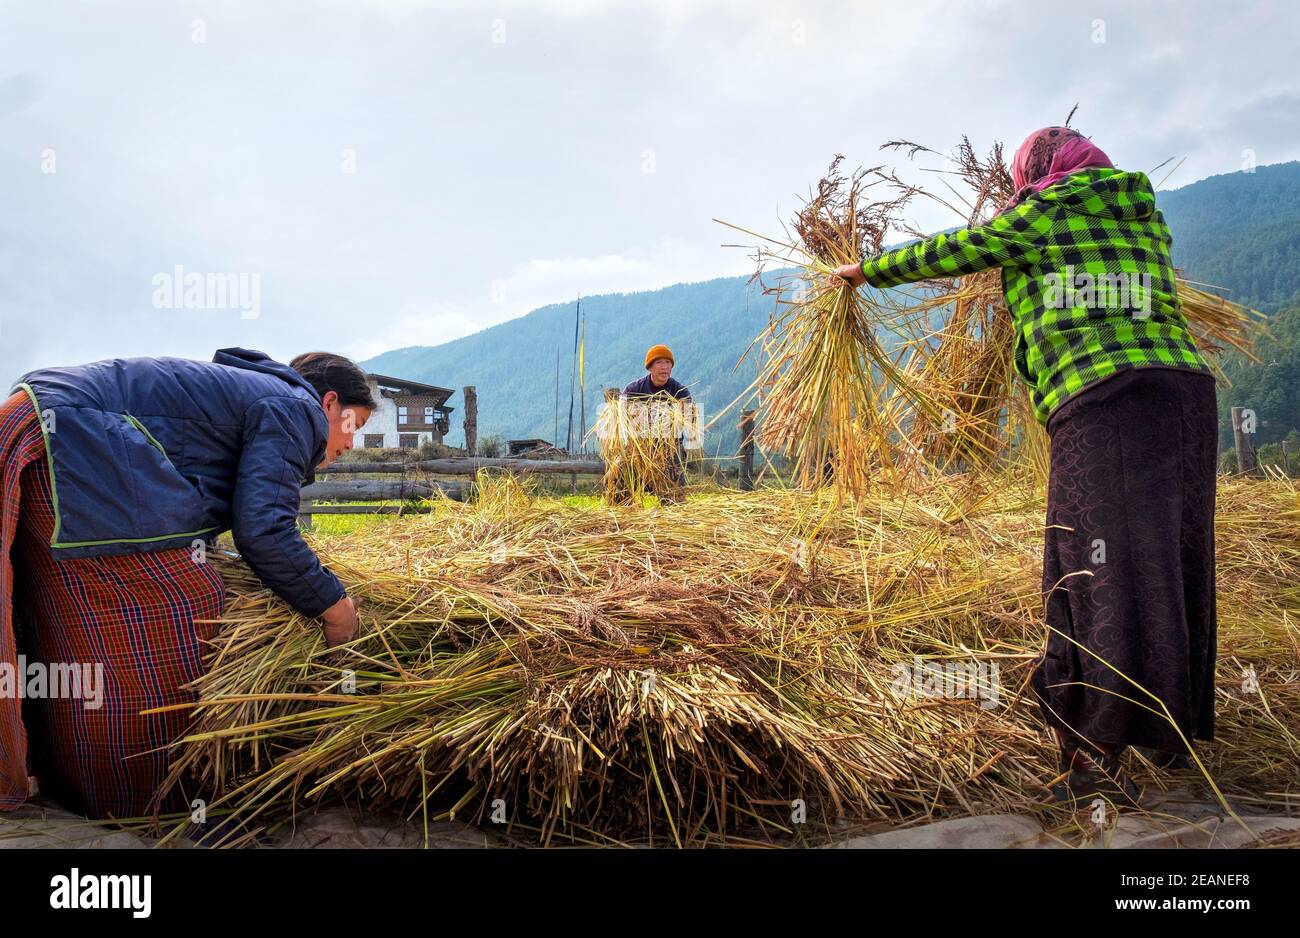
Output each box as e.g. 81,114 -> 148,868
299,456 -> 605,526
297,395 -> 775,525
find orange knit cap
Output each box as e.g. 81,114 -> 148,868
644,344 -> 674,369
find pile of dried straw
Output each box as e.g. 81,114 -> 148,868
152,473 -> 1300,846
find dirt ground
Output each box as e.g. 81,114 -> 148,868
5,788 -> 1299,849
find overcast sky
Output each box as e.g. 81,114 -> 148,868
2,0 -> 1298,383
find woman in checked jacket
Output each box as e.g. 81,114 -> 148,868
838,127 -> 1217,803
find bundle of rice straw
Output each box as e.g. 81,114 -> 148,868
716,156 -> 941,499
148,472 -> 1300,848
590,390 -> 694,505
877,138 -> 1049,481
1177,282 -> 1270,374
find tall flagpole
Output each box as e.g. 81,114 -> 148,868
565,295 -> 580,455
578,311 -> 586,454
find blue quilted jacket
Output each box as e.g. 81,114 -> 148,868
13,348 -> 346,617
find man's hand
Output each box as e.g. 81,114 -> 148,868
321,595 -> 360,648
833,263 -> 867,288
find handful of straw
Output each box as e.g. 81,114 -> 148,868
879,138 -> 1049,479
717,156 -> 938,499
591,390 -> 694,505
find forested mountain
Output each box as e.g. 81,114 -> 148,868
1158,161 -> 1300,314
365,273 -> 782,458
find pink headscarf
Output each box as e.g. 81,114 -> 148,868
1004,126 -> 1113,210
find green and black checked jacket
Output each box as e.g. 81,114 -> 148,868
859,168 -> 1210,424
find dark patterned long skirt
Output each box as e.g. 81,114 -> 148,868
1030,367 -> 1218,754
0,390 -> 225,818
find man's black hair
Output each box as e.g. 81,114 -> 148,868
290,352 -> 377,409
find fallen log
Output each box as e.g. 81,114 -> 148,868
320,457 -> 604,475
297,504 -> 433,515
300,479 -> 470,501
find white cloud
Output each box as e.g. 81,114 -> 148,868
345,303 -> 482,361
466,236 -> 755,340
1140,41 -> 1185,63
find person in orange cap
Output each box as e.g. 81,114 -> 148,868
620,345 -> 695,501
624,345 -> 691,402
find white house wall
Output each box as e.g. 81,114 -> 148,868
353,380 -> 436,448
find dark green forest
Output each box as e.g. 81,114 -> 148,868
366,161 -> 1300,457
1157,161 -> 1300,314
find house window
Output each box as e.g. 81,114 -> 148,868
398,406 -> 408,422
424,406 -> 434,424
364,434 -> 385,449
398,434 -> 419,449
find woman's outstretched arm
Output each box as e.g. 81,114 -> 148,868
836,198 -> 1047,288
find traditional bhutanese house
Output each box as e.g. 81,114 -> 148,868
355,373 -> 455,449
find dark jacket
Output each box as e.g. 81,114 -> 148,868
12,348 -> 346,617
622,374 -> 692,400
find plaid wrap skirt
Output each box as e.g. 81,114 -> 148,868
1,390 -> 224,818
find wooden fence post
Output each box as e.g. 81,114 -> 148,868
739,409 -> 756,491
463,386 -> 478,457
1231,406 -> 1258,476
